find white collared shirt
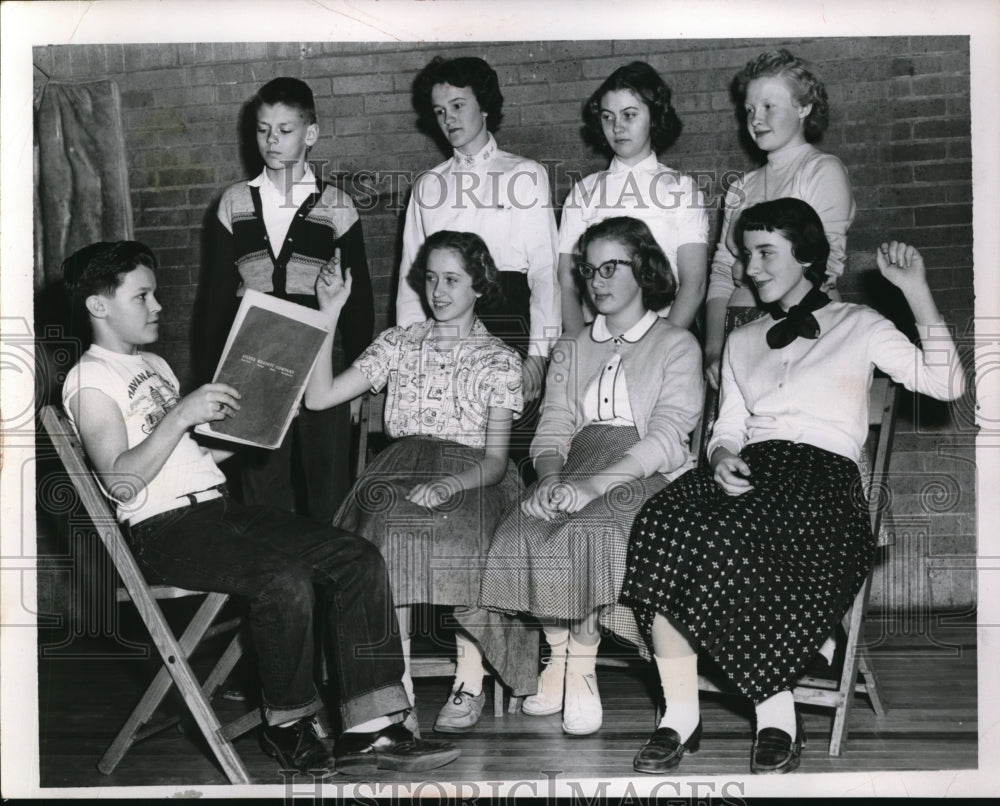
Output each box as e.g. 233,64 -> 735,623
582,310 -> 659,425
248,166 -> 319,252
558,152 -> 709,280
396,135 -> 560,358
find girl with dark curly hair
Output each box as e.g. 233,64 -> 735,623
703,48 -> 856,391
396,56 -> 559,407
558,62 -> 709,335
481,217 -> 703,737
306,230 -> 535,736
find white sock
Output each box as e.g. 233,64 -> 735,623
542,624 -> 569,668
345,715 -> 393,734
755,690 -> 796,736
818,634 -> 836,665
654,653 -> 700,741
566,634 -> 598,678
453,631 -> 485,696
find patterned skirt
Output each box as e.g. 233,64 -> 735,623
333,435 -> 523,607
480,424 -> 667,645
620,440 -> 875,702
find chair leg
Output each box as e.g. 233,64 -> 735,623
98,593 -> 250,784
493,679 -> 504,718
857,646 -> 888,717
828,581 -> 871,756
508,694 -> 524,715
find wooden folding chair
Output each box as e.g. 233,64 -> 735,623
355,392 -> 522,717
695,377 -> 897,755
40,404 -> 260,784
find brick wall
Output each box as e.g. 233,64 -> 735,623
32,37 -> 976,613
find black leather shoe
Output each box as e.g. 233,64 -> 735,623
333,722 -> 461,774
633,719 -> 703,774
751,712 -> 806,774
260,716 -> 334,774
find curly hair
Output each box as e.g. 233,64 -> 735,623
252,77 -> 317,125
734,49 -> 829,140
412,56 -> 504,134
573,216 -> 676,312
407,230 -> 504,311
733,197 -> 830,286
582,61 -> 683,155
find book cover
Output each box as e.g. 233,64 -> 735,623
195,290 -> 330,449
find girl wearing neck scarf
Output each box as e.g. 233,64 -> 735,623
619,197 -> 965,776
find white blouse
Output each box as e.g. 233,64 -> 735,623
581,311 -> 659,426
709,301 -> 966,464
395,135 -> 560,359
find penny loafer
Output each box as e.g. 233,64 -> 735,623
633,719 -> 703,774
260,716 -> 334,774
333,723 -> 460,775
751,712 -> 806,774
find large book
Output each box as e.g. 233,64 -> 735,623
195,290 -> 330,449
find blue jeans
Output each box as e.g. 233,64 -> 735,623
128,496 -> 410,728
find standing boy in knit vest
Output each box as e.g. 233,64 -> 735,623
201,77 -> 374,522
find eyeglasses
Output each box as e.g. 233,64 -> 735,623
576,259 -> 633,279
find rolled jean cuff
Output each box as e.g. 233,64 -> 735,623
263,692 -> 324,727
340,682 -> 411,731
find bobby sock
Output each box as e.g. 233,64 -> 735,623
654,653 -> 700,741
818,634 -> 836,665
453,631 -> 485,696
566,634 -> 599,678
755,689 -> 796,737
542,624 -> 570,668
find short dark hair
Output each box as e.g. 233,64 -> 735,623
734,49 -> 829,140
573,216 -> 676,312
413,56 -> 504,134
583,61 -> 683,155
62,241 -> 158,334
253,77 -> 317,125
407,230 -> 503,310
733,197 -> 830,286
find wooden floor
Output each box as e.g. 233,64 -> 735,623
36,607 -> 977,789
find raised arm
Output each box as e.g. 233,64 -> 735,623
872,240 -> 966,400
304,257 -> 372,411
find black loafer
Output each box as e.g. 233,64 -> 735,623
633,719 -> 703,774
751,712 -> 806,774
260,716 -> 334,774
333,722 -> 461,775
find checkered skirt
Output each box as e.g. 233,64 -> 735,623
480,424 -> 666,646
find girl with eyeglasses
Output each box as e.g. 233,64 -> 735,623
480,216 -> 703,736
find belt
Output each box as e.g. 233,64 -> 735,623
127,484 -> 228,528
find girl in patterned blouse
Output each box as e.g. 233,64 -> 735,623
306,230 -> 532,736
